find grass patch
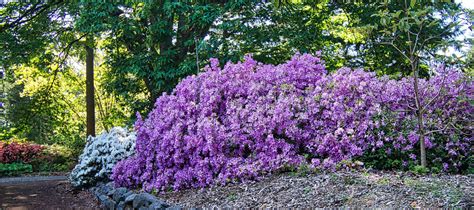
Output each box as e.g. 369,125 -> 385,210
404,178 -> 463,205
227,193 -> 238,201
376,177 -> 390,185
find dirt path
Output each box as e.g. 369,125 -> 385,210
0,176 -> 99,209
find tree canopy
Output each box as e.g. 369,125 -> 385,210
0,1 -> 471,148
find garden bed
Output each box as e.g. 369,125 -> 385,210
157,171 -> 473,208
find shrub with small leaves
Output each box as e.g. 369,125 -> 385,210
31,144 -> 76,172
112,54 -> 472,192
0,163 -> 33,177
0,141 -> 44,164
69,127 -> 135,187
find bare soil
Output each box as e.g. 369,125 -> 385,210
0,178 -> 100,210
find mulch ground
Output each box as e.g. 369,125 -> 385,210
1,172 -> 472,209
159,171 -> 474,208
0,178 -> 99,209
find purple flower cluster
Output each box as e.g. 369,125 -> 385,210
375,67 -> 472,171
112,54 -> 472,192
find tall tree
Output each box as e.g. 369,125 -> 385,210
205,1 -> 344,67
370,0 -> 469,167
0,2 -> 102,141
85,36 -> 95,137
336,0 -> 469,76
74,2 -> 249,111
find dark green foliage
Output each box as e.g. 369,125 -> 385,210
337,1 -> 469,76
360,143 -> 472,174
0,1 -> 472,175
75,2 -> 250,111
358,112 -> 472,174
410,165 -> 430,175
6,84 -> 85,145
31,144 -> 75,172
205,1 -> 349,70
0,163 -> 32,176
359,148 -> 404,170
1,1 -> 88,145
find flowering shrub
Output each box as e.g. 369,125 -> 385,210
112,54 -> 472,192
365,68 -> 473,172
0,141 -> 44,163
70,127 -> 136,187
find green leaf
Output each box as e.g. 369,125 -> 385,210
394,11 -> 402,18
381,17 -> 387,26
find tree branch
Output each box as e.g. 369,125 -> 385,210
0,1 -> 63,33
46,33 -> 88,94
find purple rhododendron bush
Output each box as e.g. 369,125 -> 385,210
112,53 -> 472,192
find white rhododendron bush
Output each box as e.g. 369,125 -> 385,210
70,127 -> 136,187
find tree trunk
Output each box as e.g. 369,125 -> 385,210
144,75 -> 159,110
412,61 -> 427,167
86,36 -> 95,137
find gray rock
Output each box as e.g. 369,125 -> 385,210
98,194 -> 116,209
124,193 -> 137,203
94,185 -> 173,210
133,193 -> 159,208
90,187 -> 99,197
98,194 -> 108,202
117,201 -> 135,210
97,182 -> 111,191
150,201 -> 172,210
105,200 -> 117,209
165,206 -> 182,210
142,192 -> 159,201
116,201 -> 125,210
93,187 -> 105,199
98,183 -> 112,195
106,181 -> 114,189
133,194 -> 150,208
98,194 -> 107,201
93,185 -> 103,194
113,187 -> 130,202
107,188 -> 116,196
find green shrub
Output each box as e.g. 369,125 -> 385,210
410,165 -> 430,175
430,167 -> 441,174
0,163 -> 33,176
30,144 -> 75,172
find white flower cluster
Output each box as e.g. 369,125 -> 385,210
70,127 -> 136,187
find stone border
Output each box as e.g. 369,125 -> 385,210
91,182 -> 181,210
